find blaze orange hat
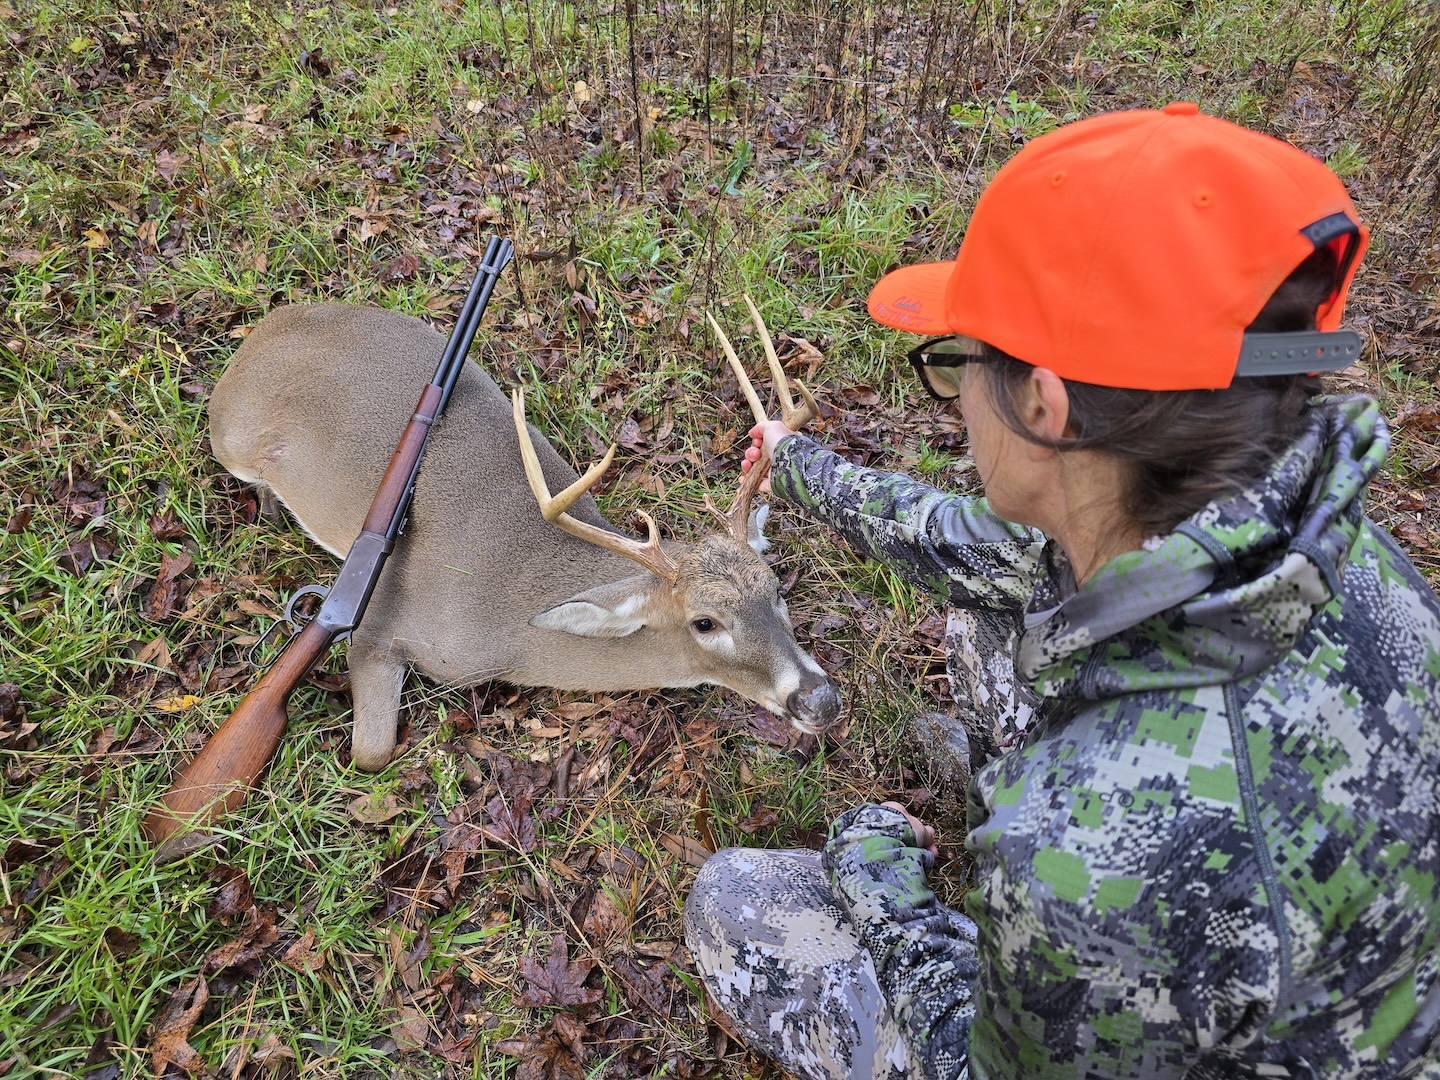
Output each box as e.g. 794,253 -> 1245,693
867,102 -> 1368,390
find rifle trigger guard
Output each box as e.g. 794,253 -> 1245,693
284,584 -> 331,630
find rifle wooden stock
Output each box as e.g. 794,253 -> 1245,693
143,617 -> 335,843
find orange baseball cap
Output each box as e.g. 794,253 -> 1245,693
867,102 -> 1368,390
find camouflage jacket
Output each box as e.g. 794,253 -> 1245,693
771,397 -> 1440,1080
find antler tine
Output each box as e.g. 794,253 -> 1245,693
741,293 -> 819,431
705,310 -> 767,426
511,388 -> 680,584
704,298 -> 821,542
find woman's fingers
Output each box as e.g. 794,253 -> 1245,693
881,801 -> 937,854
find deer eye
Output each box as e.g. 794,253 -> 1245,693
691,618 -> 716,633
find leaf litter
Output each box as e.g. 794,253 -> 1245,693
4,2 -> 1437,1078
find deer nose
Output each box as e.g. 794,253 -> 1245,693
786,678 -> 841,732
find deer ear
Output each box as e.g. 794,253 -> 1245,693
531,575 -> 656,638
747,502 -> 771,556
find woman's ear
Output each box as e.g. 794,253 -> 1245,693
1017,367 -> 1072,446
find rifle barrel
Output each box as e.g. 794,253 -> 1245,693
435,237 -> 515,412
384,237 -> 516,540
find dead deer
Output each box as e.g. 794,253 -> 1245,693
208,295 -> 841,771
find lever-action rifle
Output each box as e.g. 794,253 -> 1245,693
144,236 -> 515,847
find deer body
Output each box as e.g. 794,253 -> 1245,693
209,302 -> 839,771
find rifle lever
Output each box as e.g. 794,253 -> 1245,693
244,584 -> 339,671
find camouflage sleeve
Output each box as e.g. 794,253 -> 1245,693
769,434 -> 1049,611
823,803 -> 979,1080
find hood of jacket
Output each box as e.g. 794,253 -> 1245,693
1017,396 -> 1391,699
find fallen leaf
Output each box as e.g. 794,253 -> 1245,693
495,1023 -> 586,1080
390,925 -> 431,992
480,794 -> 537,853
148,977 -> 208,1075
516,933 -> 601,1009
580,887 -> 627,943
149,509 -> 187,541
57,533 -> 117,575
154,694 -> 203,712
744,705 -> 793,748
134,636 -> 175,672
206,864 -> 254,922
297,46 -> 331,77
101,926 -> 140,959
380,253 -> 419,282
201,905 -> 278,977
143,549 -> 194,621
2,836 -> 58,871
154,149 -> 189,180
611,955 -> 672,1018
280,928 -> 326,974
735,806 -> 779,834
392,1002 -> 429,1051
657,831 -> 711,868
0,684 -> 36,750
5,505 -> 33,533
348,791 -> 406,824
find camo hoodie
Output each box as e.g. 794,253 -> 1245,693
769,396 -> 1440,1080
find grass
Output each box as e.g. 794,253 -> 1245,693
2,0 -> 1438,1077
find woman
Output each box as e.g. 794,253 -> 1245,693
683,104 -> 1440,1080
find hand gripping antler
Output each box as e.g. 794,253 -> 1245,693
704,294 -> 819,542
512,387 -> 681,583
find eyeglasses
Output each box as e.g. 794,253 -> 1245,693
906,335 -> 987,400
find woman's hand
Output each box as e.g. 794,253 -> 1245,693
881,801 -> 938,856
741,420 -> 796,494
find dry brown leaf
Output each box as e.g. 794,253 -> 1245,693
547,700 -> 610,721
349,791 -> 406,824
148,977 -> 208,1076
515,933 -> 601,1009
390,925 -> 431,992
580,887 -> 627,943
657,831 -> 711,867
735,806 -> 780,834
154,149 -> 189,179
391,1002 -> 430,1051
206,864 -> 254,922
611,955 -> 672,1018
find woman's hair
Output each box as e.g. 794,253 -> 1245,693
981,247 -> 1339,536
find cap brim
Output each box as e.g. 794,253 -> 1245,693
867,262 -> 955,335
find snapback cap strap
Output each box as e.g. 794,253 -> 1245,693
1235,329 -> 1362,376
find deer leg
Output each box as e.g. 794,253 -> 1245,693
345,630 -> 406,772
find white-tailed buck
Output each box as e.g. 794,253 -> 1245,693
208,296 -> 841,771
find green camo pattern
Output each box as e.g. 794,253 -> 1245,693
772,396 -> 1440,1079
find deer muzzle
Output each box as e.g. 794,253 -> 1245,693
785,676 -> 842,734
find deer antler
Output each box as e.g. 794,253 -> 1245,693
512,388 -> 681,584
704,295 -> 819,541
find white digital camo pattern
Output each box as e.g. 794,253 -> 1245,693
687,397 -> 1440,1079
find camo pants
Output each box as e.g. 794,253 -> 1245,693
683,608 -> 1027,1078
684,846 -> 978,1080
